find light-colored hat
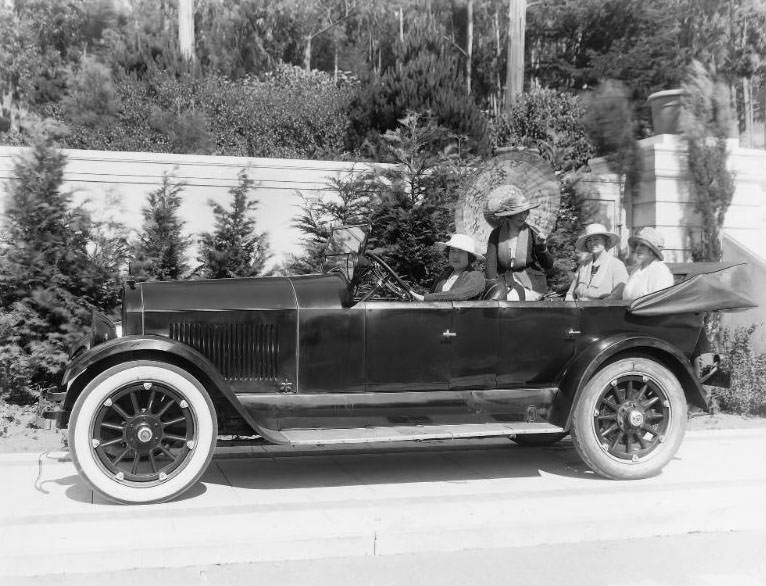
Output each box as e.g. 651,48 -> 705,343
575,223 -> 620,252
435,233 -> 485,260
628,226 -> 665,261
486,184 -> 540,217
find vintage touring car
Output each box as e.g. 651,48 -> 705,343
46,227 -> 755,503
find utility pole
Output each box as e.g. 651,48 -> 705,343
504,0 -> 526,111
178,0 -> 195,62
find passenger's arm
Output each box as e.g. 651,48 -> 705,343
531,230 -> 554,270
423,272 -> 485,301
485,229 -> 499,279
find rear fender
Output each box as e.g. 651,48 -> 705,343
60,335 -> 275,440
549,334 -> 708,429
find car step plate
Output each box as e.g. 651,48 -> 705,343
280,422 -> 565,446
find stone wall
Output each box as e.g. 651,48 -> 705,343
0,147 -> 374,270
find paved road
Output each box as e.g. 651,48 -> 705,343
1,429 -> 765,580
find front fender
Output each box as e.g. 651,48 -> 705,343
549,333 -> 707,429
60,335 -> 270,439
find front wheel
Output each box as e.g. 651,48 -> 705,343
572,357 -> 686,480
69,361 -> 217,504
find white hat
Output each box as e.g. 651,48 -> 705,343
628,226 -> 665,261
435,233 -> 485,260
575,223 -> 620,252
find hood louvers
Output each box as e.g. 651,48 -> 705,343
169,322 -> 278,381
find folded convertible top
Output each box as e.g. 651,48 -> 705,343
628,263 -> 759,316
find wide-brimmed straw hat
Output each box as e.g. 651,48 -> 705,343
486,184 -> 540,217
628,226 -> 665,261
575,223 -> 620,252
434,233 -> 485,260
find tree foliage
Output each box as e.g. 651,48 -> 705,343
681,62 -> 736,262
131,172 -> 191,281
197,171 -> 271,279
0,131 -> 123,398
291,113 -> 473,290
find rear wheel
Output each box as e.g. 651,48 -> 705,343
69,361 -> 217,504
572,357 -> 686,480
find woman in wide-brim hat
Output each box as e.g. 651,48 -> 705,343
566,223 -> 628,301
410,234 -> 486,301
622,227 -> 674,301
484,184 -> 553,301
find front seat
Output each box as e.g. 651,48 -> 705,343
481,279 -> 507,300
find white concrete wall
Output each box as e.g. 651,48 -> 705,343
0,147 -> 374,270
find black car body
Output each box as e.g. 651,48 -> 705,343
50,230 -> 756,503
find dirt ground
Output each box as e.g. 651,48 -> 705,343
1,400 -> 765,455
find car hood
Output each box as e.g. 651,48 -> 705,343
132,273 -> 350,313
628,263 -> 758,316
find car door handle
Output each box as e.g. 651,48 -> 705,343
442,330 -> 457,338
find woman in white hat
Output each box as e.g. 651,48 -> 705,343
484,185 -> 553,301
622,227 -> 674,301
410,234 -> 486,301
566,223 -> 628,301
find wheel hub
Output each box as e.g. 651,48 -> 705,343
616,401 -> 645,431
125,414 -> 163,450
136,425 -> 153,443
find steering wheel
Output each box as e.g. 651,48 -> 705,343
358,252 -> 415,302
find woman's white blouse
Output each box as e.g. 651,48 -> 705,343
622,260 -> 674,301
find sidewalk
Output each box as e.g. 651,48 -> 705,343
1,428 -> 765,578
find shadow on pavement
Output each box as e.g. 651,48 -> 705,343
204,439 -> 599,492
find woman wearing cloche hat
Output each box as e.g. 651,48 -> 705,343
484,185 -> 553,301
622,226 -> 675,301
410,234 -> 486,301
566,223 -> 628,301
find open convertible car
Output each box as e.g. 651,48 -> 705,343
46,226 -> 756,503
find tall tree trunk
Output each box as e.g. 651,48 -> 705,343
399,7 -> 404,43
334,37 -> 339,81
505,0 -> 526,111
178,0 -> 195,62
466,0 -> 473,95
494,8 -> 501,115
743,77 -> 753,147
304,34 -> 312,71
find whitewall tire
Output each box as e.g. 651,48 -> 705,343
69,361 -> 217,504
572,357 -> 687,480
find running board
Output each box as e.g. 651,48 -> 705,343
279,422 -> 565,446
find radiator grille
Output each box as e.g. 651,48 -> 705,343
169,322 -> 278,381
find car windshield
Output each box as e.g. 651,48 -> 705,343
328,225 -> 368,255
323,225 -> 369,285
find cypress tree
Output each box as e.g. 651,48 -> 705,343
131,172 -> 191,281
197,171 -> 270,279
0,131 -> 115,397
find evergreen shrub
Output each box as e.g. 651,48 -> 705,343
0,131 -> 124,399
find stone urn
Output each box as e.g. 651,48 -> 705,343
647,89 -> 686,134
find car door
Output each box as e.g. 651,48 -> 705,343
496,300 -> 579,386
449,301 -> 499,390
363,301 -> 452,391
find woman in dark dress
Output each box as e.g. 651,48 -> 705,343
410,234 -> 485,301
484,185 -> 553,300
